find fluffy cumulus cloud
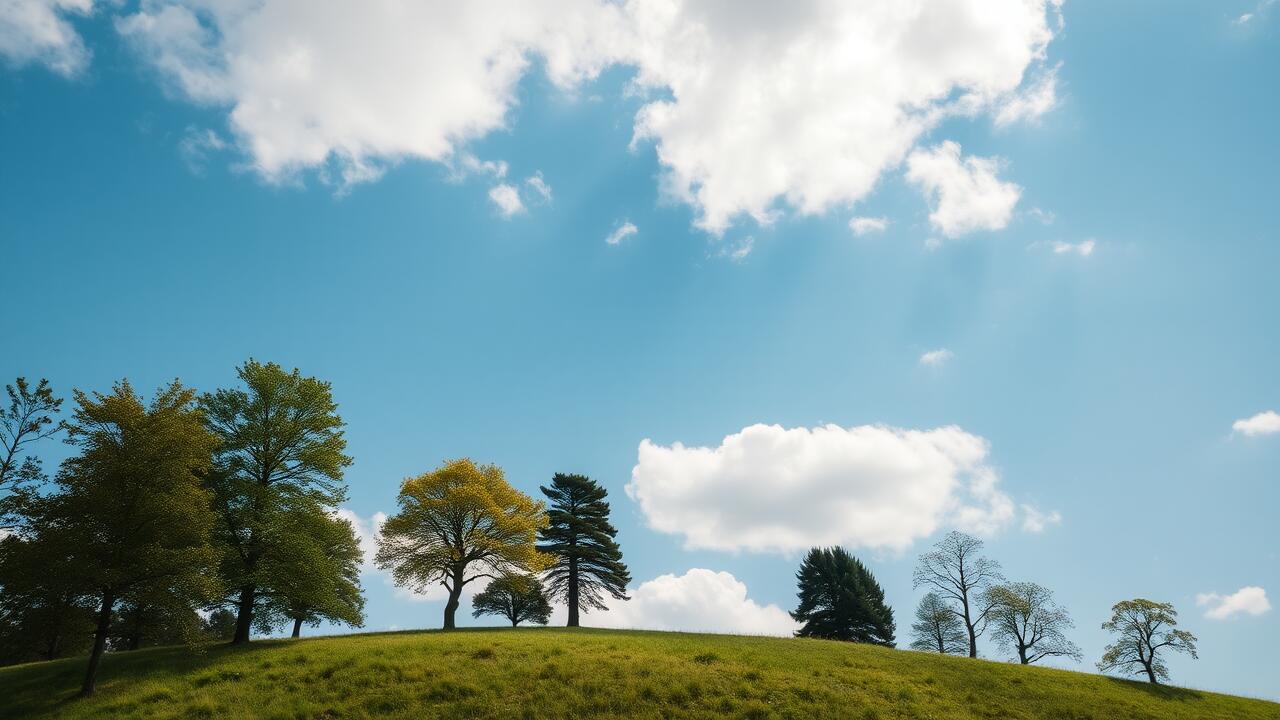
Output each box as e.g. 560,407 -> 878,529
553,569 -> 798,636
105,0 -> 1059,228
906,141 -> 1022,238
0,0 -> 95,76
1232,410 -> 1280,437
626,423 -> 1035,554
488,183 -> 525,218
1196,587 -> 1271,620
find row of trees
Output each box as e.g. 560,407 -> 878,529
789,530 -> 1198,684
0,365 -> 366,696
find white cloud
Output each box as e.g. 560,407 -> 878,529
919,348 -> 953,367
0,0 -> 94,76
626,423 -> 1019,554
1197,587 -> 1271,620
1021,504 -> 1062,533
114,0 -> 1060,231
605,220 -> 638,245
1233,410 -> 1280,437
1234,0 -> 1277,25
906,141 -> 1022,238
1028,207 -> 1056,225
553,568 -> 798,636
714,236 -> 754,262
1049,239 -> 1095,257
849,217 -> 889,236
525,172 -> 553,202
488,183 -> 525,218
994,64 -> 1059,127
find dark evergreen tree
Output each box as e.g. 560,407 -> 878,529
471,574 -> 553,627
536,473 -> 630,627
791,547 -> 895,646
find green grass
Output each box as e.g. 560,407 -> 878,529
1,628 -> 1276,719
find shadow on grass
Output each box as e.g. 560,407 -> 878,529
1105,676 -> 1204,702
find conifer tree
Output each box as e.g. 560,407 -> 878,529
537,473 -> 630,627
791,547 -> 895,646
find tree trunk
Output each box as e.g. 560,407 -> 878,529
81,590 -> 115,698
1143,662 -> 1158,684
1018,646 -> 1029,664
443,570 -> 464,630
567,555 -> 580,628
232,585 -> 255,645
291,617 -> 303,638
511,618 -> 519,627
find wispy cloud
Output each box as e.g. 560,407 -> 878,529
525,172 -> 552,202
919,348 -> 953,367
488,183 -> 524,218
849,216 -> 888,236
605,220 -> 638,245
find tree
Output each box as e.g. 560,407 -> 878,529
912,531 -> 1003,658
375,458 -> 548,629
107,598 -> 202,652
986,582 -> 1082,665
536,473 -> 630,627
0,378 -> 62,530
201,360 -> 352,644
791,547 -> 896,646
257,506 -> 366,638
44,380 -> 220,696
201,608 -> 238,641
1098,599 -> 1198,684
0,533 -> 95,666
909,592 -> 968,654
471,574 -> 553,627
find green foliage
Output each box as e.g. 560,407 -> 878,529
1099,599 -> 1199,684
909,592 -> 967,655
0,377 -> 63,530
1,628 -> 1274,720
257,505 -> 366,636
471,574 -> 552,627
0,534 -> 95,666
536,473 -> 630,626
375,458 -> 548,629
986,582 -> 1082,665
200,359 -> 354,643
200,609 -> 237,642
791,547 -> 895,646
43,380 -> 222,694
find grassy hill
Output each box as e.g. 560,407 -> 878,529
1,628 -> 1275,720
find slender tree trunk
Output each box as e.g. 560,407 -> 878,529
961,597 -> 977,657
232,585 -> 255,645
1143,662 -> 1158,684
567,555 -> 580,628
1018,646 -> 1028,664
291,617 -> 303,638
443,569 -> 464,630
81,589 -> 115,698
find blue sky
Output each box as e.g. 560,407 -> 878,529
2,0 -> 1278,701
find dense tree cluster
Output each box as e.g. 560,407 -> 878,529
0,368 -> 1206,696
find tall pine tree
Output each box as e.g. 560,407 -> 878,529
537,473 -> 630,627
791,547 -> 895,646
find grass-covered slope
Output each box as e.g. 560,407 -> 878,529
1,628 -> 1276,720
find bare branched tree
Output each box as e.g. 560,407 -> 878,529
1098,599 -> 1198,684
986,581 -> 1082,664
909,592 -> 968,654
912,531 -> 1003,657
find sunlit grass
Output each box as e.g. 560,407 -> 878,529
2,628 -> 1275,719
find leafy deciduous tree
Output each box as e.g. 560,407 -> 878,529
1098,599 -> 1198,684
912,531 -> 1003,658
0,378 -> 62,530
791,547 -> 896,646
986,581 -> 1082,665
909,592 -> 968,654
0,533 -> 94,666
45,380 -> 220,696
375,458 -> 548,630
257,506 -> 366,638
471,574 -> 553,627
537,473 -> 630,627
201,360 -> 352,645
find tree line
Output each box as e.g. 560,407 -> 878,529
1,368 -> 1200,697
792,530 -> 1198,685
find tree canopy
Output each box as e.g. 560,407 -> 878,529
1098,598 -> 1198,684
200,359 -> 354,644
0,377 -> 62,530
912,531 -> 1003,658
537,473 -> 630,627
986,582 -> 1082,665
909,592 -> 968,655
791,547 -> 895,646
471,574 -> 553,627
376,458 -> 548,629
43,380 -> 220,696
258,505 -> 366,638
